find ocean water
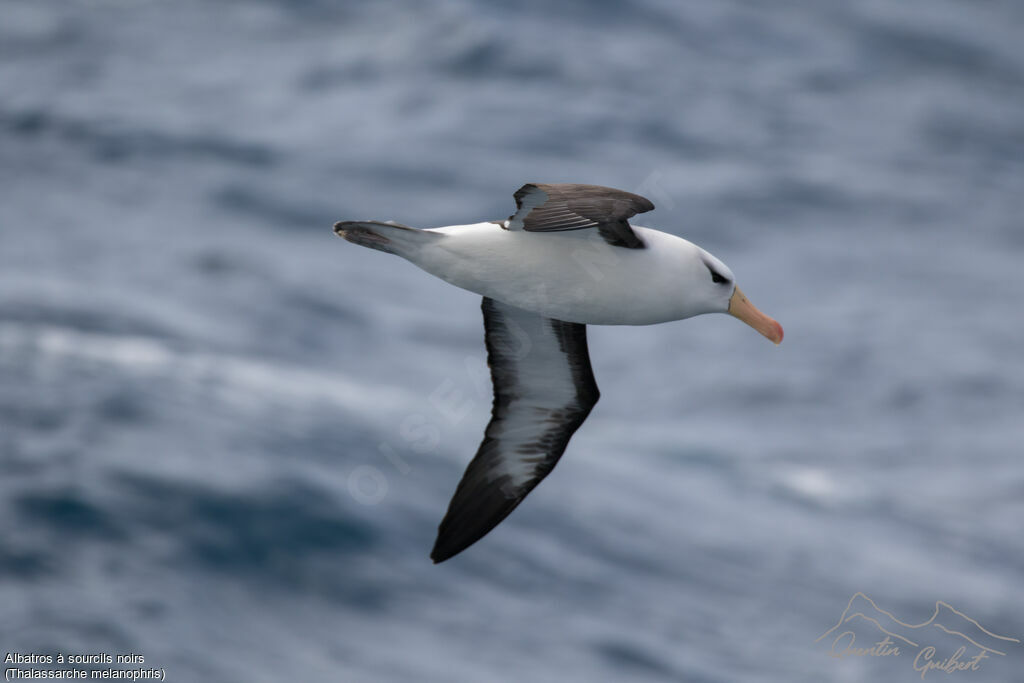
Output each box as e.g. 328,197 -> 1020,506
2,1 -> 1024,681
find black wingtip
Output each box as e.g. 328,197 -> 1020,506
429,530 -> 470,564
430,538 -> 462,564
429,542 -> 444,564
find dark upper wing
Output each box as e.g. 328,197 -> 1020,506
505,183 -> 654,249
430,297 -> 600,563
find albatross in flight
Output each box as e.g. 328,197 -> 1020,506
334,183 -> 783,563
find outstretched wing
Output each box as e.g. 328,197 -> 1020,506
505,183 -> 654,249
431,297 -> 600,563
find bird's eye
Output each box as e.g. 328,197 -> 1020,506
705,263 -> 729,285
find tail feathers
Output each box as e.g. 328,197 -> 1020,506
334,220 -> 441,256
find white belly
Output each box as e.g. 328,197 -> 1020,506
407,223 -> 707,325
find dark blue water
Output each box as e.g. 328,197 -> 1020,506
3,1 -> 1024,681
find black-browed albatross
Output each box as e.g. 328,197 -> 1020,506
335,183 -> 783,563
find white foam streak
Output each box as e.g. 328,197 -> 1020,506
0,323 -> 412,421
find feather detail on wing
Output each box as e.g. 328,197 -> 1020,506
431,297 -> 600,563
505,183 -> 654,249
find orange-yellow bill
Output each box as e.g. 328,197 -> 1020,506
728,287 -> 783,344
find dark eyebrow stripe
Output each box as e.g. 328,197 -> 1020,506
704,261 -> 730,284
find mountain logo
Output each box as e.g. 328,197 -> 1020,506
816,592 -> 1021,678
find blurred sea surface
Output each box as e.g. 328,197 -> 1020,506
2,1 -> 1024,681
